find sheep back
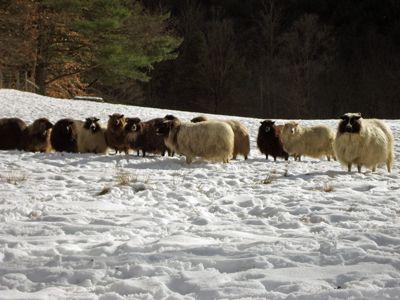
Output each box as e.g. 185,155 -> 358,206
160,119 -> 234,164
334,113 -> 394,172
191,115 -> 250,160
281,121 -> 336,161
257,120 -> 289,161
22,118 -> 53,153
50,118 -> 83,153
0,118 -> 27,150
78,117 -> 109,154
106,113 -> 129,154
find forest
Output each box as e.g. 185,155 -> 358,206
1,0 -> 399,119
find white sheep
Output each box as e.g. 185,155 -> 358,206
77,117 -> 109,154
281,121 -> 336,161
156,118 -> 234,164
191,115 -> 250,160
334,112 -> 394,172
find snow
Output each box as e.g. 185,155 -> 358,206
0,89 -> 399,300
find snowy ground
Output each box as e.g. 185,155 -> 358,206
0,89 -> 399,300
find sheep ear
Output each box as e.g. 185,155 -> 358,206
95,118 -> 100,122
86,118 -> 91,122
271,121 -> 275,125
109,115 -> 112,118
339,115 -> 346,120
69,121 -> 74,125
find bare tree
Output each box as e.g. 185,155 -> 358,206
257,0 -> 286,118
277,13 -> 336,118
203,14 -> 249,114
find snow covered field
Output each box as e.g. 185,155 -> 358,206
0,89 -> 399,300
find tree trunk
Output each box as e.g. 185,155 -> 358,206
35,63 -> 46,95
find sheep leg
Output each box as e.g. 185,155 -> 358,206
357,165 -> 362,173
372,166 -> 376,172
387,163 -> 392,173
265,154 -> 268,160
327,155 -> 331,162
274,156 -> 277,161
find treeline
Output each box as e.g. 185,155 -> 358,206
1,0 -> 400,119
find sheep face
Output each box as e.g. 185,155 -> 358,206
61,121 -> 74,135
282,122 -> 299,137
32,118 -> 53,134
125,118 -> 141,132
260,120 -> 275,133
84,117 -> 101,133
108,114 -> 126,130
338,113 -> 362,134
156,121 -> 172,136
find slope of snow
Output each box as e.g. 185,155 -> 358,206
0,89 -> 399,300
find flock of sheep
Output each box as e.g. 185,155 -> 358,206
0,112 -> 395,173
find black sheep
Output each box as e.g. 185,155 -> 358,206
50,118 -> 84,153
257,120 -> 289,161
0,118 -> 27,150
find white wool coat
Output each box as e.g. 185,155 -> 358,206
281,121 -> 336,161
165,120 -> 234,164
334,118 -> 394,172
77,123 -> 109,154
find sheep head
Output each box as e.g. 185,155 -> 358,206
31,118 -> 53,135
125,118 -> 141,132
282,121 -> 299,137
108,113 -> 126,130
61,121 -> 74,135
338,112 -> 362,134
260,120 -> 275,133
84,117 -> 101,133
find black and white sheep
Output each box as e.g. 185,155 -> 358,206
334,112 -> 394,172
77,117 -> 109,154
0,118 -> 27,150
22,118 -> 54,153
106,113 -> 129,154
257,120 -> 289,161
156,118 -> 234,164
191,115 -> 250,160
50,118 -> 83,153
281,121 -> 336,161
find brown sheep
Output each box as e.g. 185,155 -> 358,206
257,120 -> 289,161
22,118 -> 54,153
106,113 -> 129,154
191,115 -> 250,160
0,118 -> 27,150
125,116 -> 175,157
50,118 -> 84,153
